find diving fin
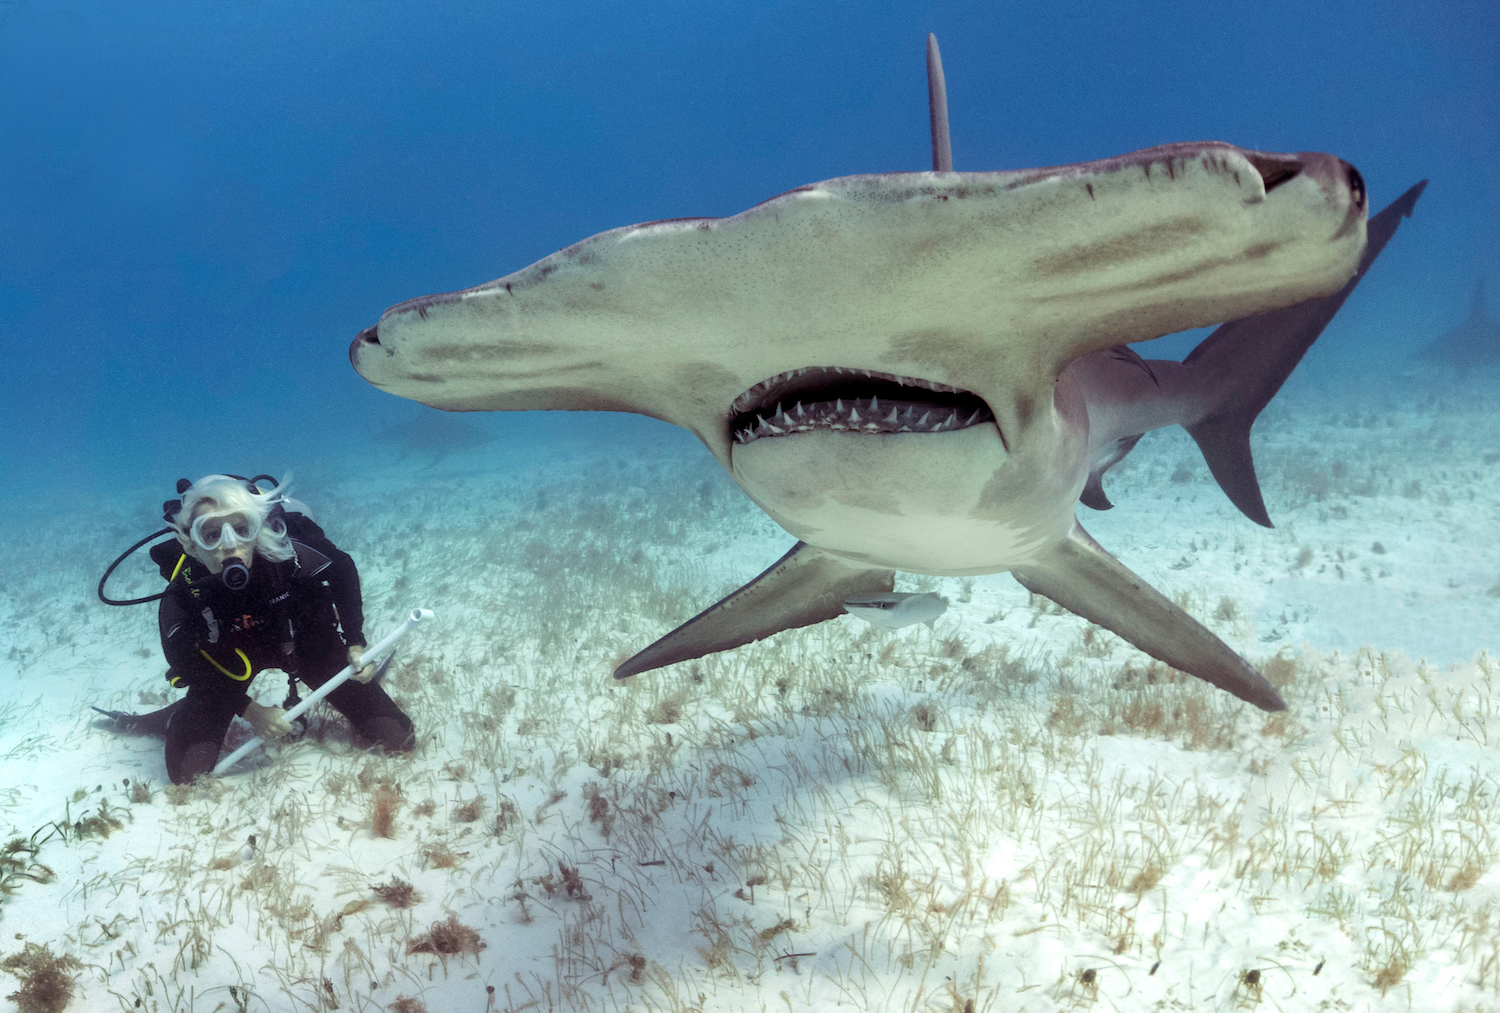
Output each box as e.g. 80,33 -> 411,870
614,541 -> 894,679
1012,521 -> 1285,711
92,706 -> 135,725
1183,181 -> 1427,526
91,699 -> 186,737
370,652 -> 395,684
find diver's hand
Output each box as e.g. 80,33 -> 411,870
347,645 -> 377,684
244,701 -> 293,740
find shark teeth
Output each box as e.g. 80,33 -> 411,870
731,398 -> 993,445
729,365 -> 969,415
728,364 -> 993,446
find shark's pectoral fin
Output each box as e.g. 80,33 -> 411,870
613,542 -> 894,680
1012,522 -> 1285,711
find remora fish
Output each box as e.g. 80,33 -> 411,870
843,592 -> 949,630
350,35 -> 1425,712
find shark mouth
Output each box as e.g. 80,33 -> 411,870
729,367 -> 995,445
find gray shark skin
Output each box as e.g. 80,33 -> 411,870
350,36 -> 1422,712
1419,279 -> 1499,367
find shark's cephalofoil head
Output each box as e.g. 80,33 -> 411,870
350,141 -> 1365,575
351,142 -> 1366,449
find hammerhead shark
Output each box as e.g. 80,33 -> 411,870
375,410 -> 495,469
351,36 -> 1424,712
1419,279 -> 1498,366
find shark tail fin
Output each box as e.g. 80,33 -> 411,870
613,542 -> 893,680
1013,522 -> 1285,711
1182,180 -> 1427,527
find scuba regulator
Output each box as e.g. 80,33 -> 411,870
220,558 -> 251,591
97,474 -> 284,605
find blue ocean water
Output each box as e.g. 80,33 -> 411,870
0,0 -> 1494,495
1,7 -> 1500,1003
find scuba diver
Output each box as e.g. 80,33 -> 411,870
97,475 -> 415,783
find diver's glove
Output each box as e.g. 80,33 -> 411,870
347,645 -> 378,684
244,701 -> 293,740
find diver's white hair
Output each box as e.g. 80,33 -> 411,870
171,474 -> 297,563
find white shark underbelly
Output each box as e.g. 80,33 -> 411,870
729,423 -> 1083,575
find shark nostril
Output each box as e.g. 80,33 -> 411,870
349,326 -> 382,367
1344,163 -> 1366,210
1243,151 -> 1303,195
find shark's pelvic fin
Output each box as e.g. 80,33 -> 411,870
1011,521 -> 1286,711
1081,432 -> 1142,511
926,33 -> 952,172
613,542 -> 894,680
1182,180 -> 1428,526
1079,471 -> 1113,512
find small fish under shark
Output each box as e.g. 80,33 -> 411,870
350,35 -> 1426,713
843,592 -> 949,630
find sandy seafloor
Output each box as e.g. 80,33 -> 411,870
0,369 -> 1497,1013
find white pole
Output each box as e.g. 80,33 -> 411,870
212,607 -> 434,776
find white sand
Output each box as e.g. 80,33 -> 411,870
0,373 -> 1496,1012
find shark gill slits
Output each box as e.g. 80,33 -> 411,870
729,366 -> 993,445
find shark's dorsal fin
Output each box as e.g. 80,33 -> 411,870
613,542 -> 893,680
1012,521 -> 1285,711
926,33 -> 952,172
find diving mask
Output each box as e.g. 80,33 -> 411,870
189,509 -> 262,553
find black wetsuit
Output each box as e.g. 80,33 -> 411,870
151,513 -> 413,783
